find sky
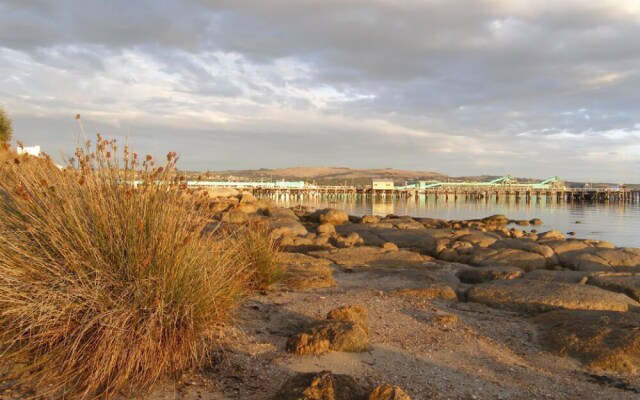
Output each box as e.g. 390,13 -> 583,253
0,0 -> 639,182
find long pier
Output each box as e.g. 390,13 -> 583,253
250,186 -> 639,202
187,180 -> 640,203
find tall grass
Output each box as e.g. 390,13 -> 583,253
0,136 -> 256,398
239,222 -> 283,290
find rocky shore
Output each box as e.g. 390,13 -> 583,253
158,189 -> 640,399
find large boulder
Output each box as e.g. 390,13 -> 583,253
269,218 -> 309,238
489,239 -> 558,266
546,242 -> 640,272
279,253 -> 336,290
468,248 -> 548,272
466,280 -> 640,313
310,208 -> 350,225
273,370 -> 368,400
533,310 -> 640,374
587,274 -> 640,302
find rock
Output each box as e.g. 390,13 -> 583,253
530,218 -> 543,225
381,242 -> 399,251
269,218 -> 309,238
489,238 -> 558,267
482,214 -> 510,225
456,266 -> 524,284
510,229 -> 524,239
203,187 -> 239,198
360,215 -> 381,224
279,253 -> 336,290
376,229 -> 434,249
537,230 -> 565,241
593,248 -> 640,270
587,274 -> 640,302
546,243 -> 640,272
521,270 -> 592,284
310,208 -> 350,225
286,320 -> 371,355
308,247 -> 427,269
327,305 -> 368,327
466,280 -> 639,313
471,248 -> 548,272
333,232 -> 364,248
273,370 -> 368,400
391,284 -> 458,301
515,220 -> 530,226
457,231 -> 501,248
317,223 -> 337,235
266,207 -> 298,219
533,310 -> 640,374
368,384 -> 412,400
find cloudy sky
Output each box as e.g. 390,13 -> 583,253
0,0 -> 638,182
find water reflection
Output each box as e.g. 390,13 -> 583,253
269,194 -> 640,248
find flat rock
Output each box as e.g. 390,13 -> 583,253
335,224 -> 387,246
273,370 -> 368,400
457,231 -> 501,248
533,310 -> 640,374
269,218 -> 309,238
587,274 -> 640,302
308,247 -> 428,269
279,253 -> 336,290
521,269 -> 592,284
456,266 -> 525,284
466,280 -> 640,313
375,229 -> 433,249
469,248 -> 548,271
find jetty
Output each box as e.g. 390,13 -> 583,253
187,176 -> 640,203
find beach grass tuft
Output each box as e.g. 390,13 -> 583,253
0,135 -> 269,398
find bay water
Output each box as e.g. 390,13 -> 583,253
269,195 -> 640,248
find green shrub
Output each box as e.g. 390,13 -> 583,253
0,135 -> 250,398
0,107 -> 12,143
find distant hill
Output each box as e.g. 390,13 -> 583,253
180,167 -> 636,188
198,166 -> 446,186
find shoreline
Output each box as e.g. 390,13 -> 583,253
163,190 -> 639,399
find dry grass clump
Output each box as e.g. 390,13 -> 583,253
239,222 -> 283,290
0,136 -> 252,398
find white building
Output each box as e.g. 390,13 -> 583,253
16,145 -> 41,157
371,179 -> 395,190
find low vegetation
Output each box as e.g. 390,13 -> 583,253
0,133 -> 280,398
0,107 -> 12,144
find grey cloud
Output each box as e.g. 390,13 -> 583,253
0,0 -> 638,182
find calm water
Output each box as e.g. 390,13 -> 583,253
269,195 -> 640,248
